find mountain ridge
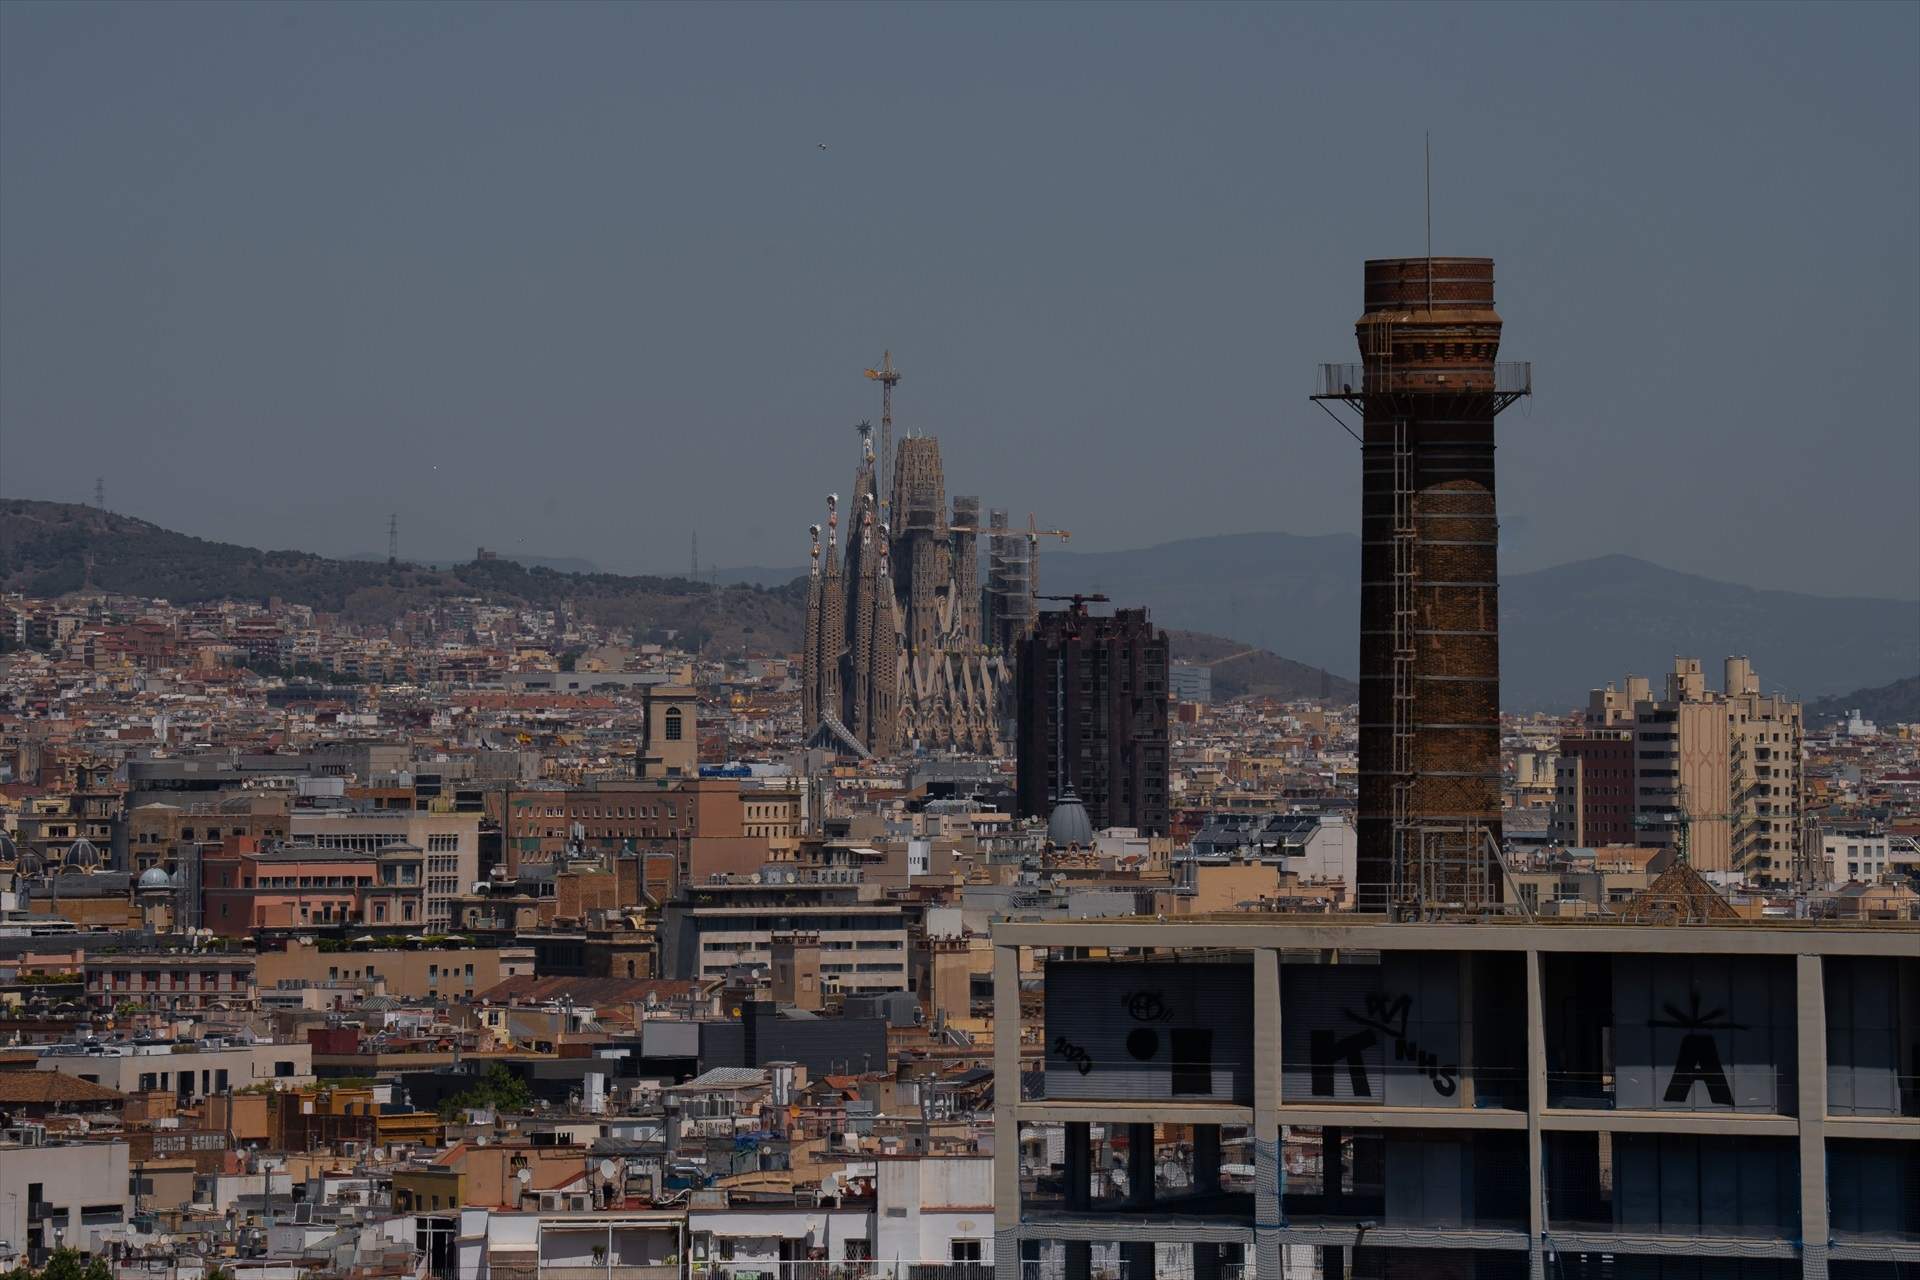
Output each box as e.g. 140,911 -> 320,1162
0,500 -> 802,654
4,501 -> 1911,712
1806,675 -> 1920,727
1040,534 -> 1917,712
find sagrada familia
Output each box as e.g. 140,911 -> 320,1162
801,420 -> 1015,758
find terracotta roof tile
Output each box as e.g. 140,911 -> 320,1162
0,1071 -> 127,1105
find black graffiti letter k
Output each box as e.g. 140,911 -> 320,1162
1310,1028 -> 1375,1097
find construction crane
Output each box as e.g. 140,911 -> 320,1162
1023,514 -> 1070,602
1035,592 -> 1108,612
953,514 -> 1070,613
863,352 -> 901,521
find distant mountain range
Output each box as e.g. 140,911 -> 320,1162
1043,533 -> 1917,711
1807,675 -> 1920,727
1166,630 -> 1358,703
4,502 -> 1912,712
0,501 -> 801,654
344,551 -> 602,575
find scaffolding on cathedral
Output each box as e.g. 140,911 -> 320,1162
802,423 -> 1012,756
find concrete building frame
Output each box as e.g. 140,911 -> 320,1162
991,918 -> 1919,1280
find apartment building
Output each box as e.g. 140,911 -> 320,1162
126,794 -> 290,874
1548,730 -> 1635,848
1562,659 -> 1804,879
1633,658 -> 1804,879
991,915 -> 1918,1280
0,1132 -> 131,1263
201,839 -> 428,933
287,810 -> 479,929
661,882 -> 910,994
1016,604 -> 1171,837
36,1037 -> 313,1097
80,951 -> 257,1015
256,937 -> 534,1000
1822,830 -> 1895,884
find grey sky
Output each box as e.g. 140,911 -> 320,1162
2,1 -> 1915,599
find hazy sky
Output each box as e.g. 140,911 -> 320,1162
3,2 -> 1916,599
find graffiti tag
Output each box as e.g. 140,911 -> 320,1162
1307,989 -> 1458,1098
1649,992 -> 1745,1106
1053,1035 -> 1093,1076
1122,990 -> 1174,1023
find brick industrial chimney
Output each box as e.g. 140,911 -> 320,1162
1317,258 -> 1530,916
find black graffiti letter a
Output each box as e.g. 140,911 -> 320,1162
1664,1033 -> 1735,1106
1311,1029 -> 1374,1097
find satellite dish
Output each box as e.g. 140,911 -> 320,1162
516,1168 -> 532,1185
598,1159 -> 616,1181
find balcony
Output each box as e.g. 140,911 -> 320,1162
1313,361 -> 1532,408
694,1267 -> 993,1280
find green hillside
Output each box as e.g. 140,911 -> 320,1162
0,500 -> 806,653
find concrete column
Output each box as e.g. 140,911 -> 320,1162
1525,948 -> 1546,1280
1796,953 -> 1829,1280
1193,1123 -> 1222,1195
993,942 -> 1022,1280
1457,952 -> 1477,1108
1322,1128 -> 1343,1207
1065,1121 -> 1091,1211
1127,1122 -> 1155,1206
1252,947 -> 1282,1280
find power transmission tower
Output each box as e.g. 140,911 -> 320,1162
95,477 -> 105,510
388,513 -> 399,566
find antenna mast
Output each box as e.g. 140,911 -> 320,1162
1425,131 -> 1433,312
94,476 -> 106,511
388,513 -> 399,566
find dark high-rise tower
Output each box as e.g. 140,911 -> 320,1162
1016,602 -> 1170,837
1316,258 -> 1530,916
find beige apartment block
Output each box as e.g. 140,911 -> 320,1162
1629,657 -> 1803,879
256,938 -> 534,1000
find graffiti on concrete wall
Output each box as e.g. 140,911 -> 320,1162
1308,989 -> 1458,1099
1650,991 -> 1744,1106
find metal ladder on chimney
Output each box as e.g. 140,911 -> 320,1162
1375,318 -> 1421,919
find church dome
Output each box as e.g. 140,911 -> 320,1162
138,866 -> 176,891
1047,788 -> 1093,849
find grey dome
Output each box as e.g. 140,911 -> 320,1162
138,866 -> 176,890
66,837 -> 101,870
1047,788 -> 1093,848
